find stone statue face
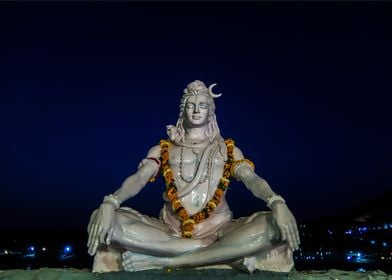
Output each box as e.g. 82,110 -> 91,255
183,95 -> 210,128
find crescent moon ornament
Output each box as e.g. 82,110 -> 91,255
208,84 -> 222,98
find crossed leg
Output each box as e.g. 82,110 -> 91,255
122,211 -> 282,272
108,208 -> 214,257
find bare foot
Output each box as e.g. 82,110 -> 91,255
122,251 -> 169,272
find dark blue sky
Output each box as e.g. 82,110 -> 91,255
1,2 -> 391,230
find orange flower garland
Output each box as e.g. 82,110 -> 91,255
159,138 -> 236,238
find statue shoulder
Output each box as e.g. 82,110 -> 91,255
146,144 -> 162,159
233,146 -> 245,161
223,138 -> 245,161
226,141 -> 256,179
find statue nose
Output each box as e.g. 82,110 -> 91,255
194,105 -> 200,113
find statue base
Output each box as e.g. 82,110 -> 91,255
1,268 -> 391,280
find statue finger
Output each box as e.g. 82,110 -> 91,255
87,214 -> 97,234
96,225 -> 105,244
290,217 -> 300,244
93,240 -> 99,255
87,238 -> 94,255
106,227 -> 114,245
87,224 -> 96,247
97,224 -> 103,235
99,234 -> 106,245
88,240 -> 98,256
92,239 -> 100,256
87,231 -> 92,247
293,223 -> 300,245
286,230 -> 295,251
87,221 -> 98,246
99,228 -> 107,244
89,224 -> 99,249
87,244 -> 93,255
281,224 -> 295,249
91,223 -> 99,243
288,224 -> 299,250
279,224 -> 287,241
87,209 -> 98,233
93,219 -> 103,236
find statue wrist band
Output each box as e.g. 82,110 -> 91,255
103,194 -> 122,209
266,195 -> 286,209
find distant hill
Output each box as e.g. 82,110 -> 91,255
305,189 -> 392,225
345,189 -> 392,223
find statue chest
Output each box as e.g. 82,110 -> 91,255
167,145 -> 225,214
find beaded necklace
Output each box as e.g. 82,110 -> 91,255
160,138 -> 235,238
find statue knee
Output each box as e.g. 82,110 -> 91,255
111,212 -> 138,242
220,213 -> 270,245
253,213 -> 268,226
115,212 -> 130,226
245,212 -> 269,228
252,212 -> 280,240
246,212 -> 279,241
250,213 -> 270,234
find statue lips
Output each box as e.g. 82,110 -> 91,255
192,115 -> 201,120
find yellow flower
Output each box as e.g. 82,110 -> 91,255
182,223 -> 195,232
167,187 -> 177,200
172,199 -> 182,211
182,219 -> 196,225
193,213 -> 205,223
178,209 -> 189,220
182,231 -> 193,238
208,201 -> 217,209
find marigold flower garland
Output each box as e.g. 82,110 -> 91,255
159,138 -> 236,238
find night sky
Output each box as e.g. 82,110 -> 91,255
1,2 -> 391,231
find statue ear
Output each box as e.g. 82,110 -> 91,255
206,119 -> 213,138
206,114 -> 217,138
166,125 -> 177,141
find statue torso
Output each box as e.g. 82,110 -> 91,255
168,141 -> 228,215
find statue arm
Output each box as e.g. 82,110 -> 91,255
87,144 -> 161,256
112,145 -> 161,203
232,147 -> 300,251
232,147 -> 276,203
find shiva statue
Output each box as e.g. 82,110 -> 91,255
87,80 -> 300,273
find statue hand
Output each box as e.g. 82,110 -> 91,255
87,203 -> 115,256
271,202 -> 300,251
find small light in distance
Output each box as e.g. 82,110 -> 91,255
64,245 -> 72,253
